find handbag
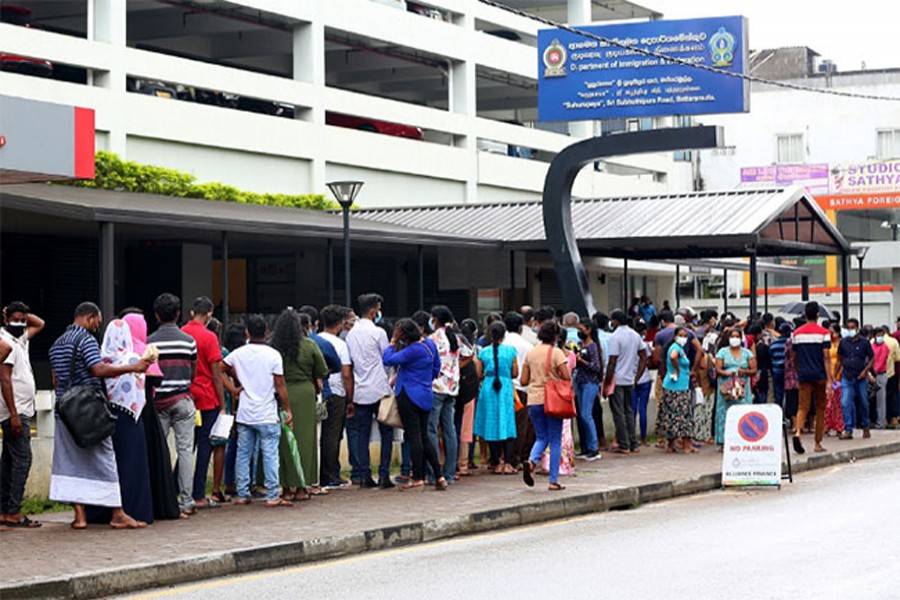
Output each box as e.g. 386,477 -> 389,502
543,346 -> 576,419
377,393 -> 403,428
718,374 -> 746,402
55,333 -> 117,448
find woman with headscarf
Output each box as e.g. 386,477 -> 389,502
85,317 -> 160,524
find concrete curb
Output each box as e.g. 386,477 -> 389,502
7,440 -> 900,600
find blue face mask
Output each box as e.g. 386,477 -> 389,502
843,329 -> 856,339
375,310 -> 383,325
428,319 -> 436,332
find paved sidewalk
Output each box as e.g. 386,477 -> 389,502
3,430 -> 900,600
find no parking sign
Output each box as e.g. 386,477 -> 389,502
722,404 -> 784,487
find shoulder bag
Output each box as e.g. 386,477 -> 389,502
543,346 -> 576,419
55,333 -> 117,448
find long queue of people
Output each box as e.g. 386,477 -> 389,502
1,293 -> 898,531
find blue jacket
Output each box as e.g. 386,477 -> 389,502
383,339 -> 441,411
310,332 -> 342,398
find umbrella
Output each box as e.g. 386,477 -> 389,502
779,301 -> 835,320
280,411 -> 306,489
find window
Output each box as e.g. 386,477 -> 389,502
877,129 -> 900,159
776,133 -> 804,164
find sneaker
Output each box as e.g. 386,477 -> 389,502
584,451 -> 602,461
574,452 -> 588,459
360,478 -> 379,489
378,478 -> 395,490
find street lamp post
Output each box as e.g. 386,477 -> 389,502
856,245 -> 869,324
327,181 -> 365,307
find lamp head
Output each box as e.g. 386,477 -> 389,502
327,181 -> 364,208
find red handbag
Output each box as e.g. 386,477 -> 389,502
543,346 -> 576,419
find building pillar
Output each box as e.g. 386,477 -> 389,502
450,57 -> 478,204
567,0 -> 593,140
293,18 -> 326,193
99,222 -> 115,322
89,0 -> 127,155
749,252 -> 758,318
221,232 -> 230,326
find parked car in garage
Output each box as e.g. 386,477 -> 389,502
326,112 -> 424,140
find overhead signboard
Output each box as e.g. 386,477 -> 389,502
722,404 -> 784,488
816,192 -> 900,212
537,16 -> 749,122
830,159 -> 900,195
740,163 -> 830,195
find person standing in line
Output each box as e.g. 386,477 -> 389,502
713,328 -> 757,448
836,318 -> 874,440
592,312 -> 612,450
427,305 -> 469,484
882,326 -> 900,428
0,301 -> 43,528
632,320 -> 653,448
604,310 -> 648,455
474,321 -> 519,473
318,305 -> 355,488
502,311 -> 535,469
639,296 -> 657,325
222,314 -> 293,507
573,317 -> 602,460
769,322 -> 790,409
871,327 -> 891,430
181,296 -> 227,508
520,321 -> 571,491
659,327 -> 695,454
345,293 -> 395,489
520,306 -> 540,346
49,302 -> 151,529
790,302 -> 834,454
146,293 -> 198,518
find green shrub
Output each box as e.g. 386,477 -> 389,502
66,151 -> 338,210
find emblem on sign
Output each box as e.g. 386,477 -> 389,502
543,39 -> 568,78
709,26 -> 736,67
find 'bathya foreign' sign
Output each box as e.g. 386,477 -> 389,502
538,16 -> 749,122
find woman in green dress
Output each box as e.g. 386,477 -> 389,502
271,309 -> 328,499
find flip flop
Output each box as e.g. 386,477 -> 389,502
5,516 -> 41,528
522,460 -> 535,487
211,491 -> 232,503
548,483 -> 566,491
233,498 -> 253,506
265,498 -> 293,507
193,498 -> 221,510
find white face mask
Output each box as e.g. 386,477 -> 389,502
729,337 -> 742,348
675,336 -> 688,347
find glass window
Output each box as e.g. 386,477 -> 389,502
776,133 -> 804,164
876,129 -> 900,159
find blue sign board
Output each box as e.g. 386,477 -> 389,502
538,16 -> 749,122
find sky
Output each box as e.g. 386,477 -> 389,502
642,1 -> 895,71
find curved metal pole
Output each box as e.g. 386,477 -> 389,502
542,126 -> 722,317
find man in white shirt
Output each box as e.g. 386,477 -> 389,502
345,293 -> 394,489
221,314 -> 293,506
502,311 -> 534,468
520,306 -> 540,346
319,305 -> 355,489
604,310 -> 648,454
0,301 -> 44,527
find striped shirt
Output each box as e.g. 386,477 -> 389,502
147,323 -> 197,411
770,336 -> 787,370
48,325 -> 102,397
791,323 -> 831,382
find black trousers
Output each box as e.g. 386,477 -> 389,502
514,395 -> 535,466
320,394 -> 347,485
488,439 -> 515,466
591,391 -> 606,442
887,374 -> 899,423
0,416 -> 32,515
396,391 -> 441,482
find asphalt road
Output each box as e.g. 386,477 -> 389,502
116,453 -> 900,600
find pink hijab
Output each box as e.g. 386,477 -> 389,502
123,313 -> 163,377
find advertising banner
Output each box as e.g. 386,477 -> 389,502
740,163 -> 830,195
830,159 -> 900,195
722,404 -> 783,488
537,16 -> 749,122
815,192 -> 900,212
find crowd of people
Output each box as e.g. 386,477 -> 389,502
1,292 -> 899,530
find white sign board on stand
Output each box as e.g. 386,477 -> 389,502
722,404 -> 784,488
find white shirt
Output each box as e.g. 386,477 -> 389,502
502,331 -> 534,392
521,327 -> 539,347
608,325 -> 644,384
223,343 -> 283,425
346,318 -> 391,405
320,331 -> 351,397
0,329 -> 36,420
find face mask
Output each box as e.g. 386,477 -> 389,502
844,329 -> 856,338
577,331 -> 588,341
609,323 -> 616,332
375,311 -> 383,325
876,336 -> 885,345
428,320 -> 436,332
676,336 -> 688,347
729,337 -> 742,348
5,323 -> 26,338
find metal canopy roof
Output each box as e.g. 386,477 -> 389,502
354,187 -> 851,259
0,183 -> 498,249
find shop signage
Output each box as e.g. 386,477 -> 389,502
740,163 -> 829,195
538,16 -> 749,121
722,404 -> 783,487
831,159 -> 900,195
815,192 -> 900,212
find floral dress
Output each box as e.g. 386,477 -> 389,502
714,347 -> 754,445
824,343 -> 845,434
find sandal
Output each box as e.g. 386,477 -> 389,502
522,460 -> 535,487
435,477 -> 449,491
5,516 -> 41,528
503,463 -> 517,475
233,497 -> 253,505
265,498 -> 293,507
193,498 -> 221,510
548,483 -> 566,491
400,480 -> 425,491
211,491 -> 231,504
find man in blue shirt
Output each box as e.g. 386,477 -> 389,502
639,296 -> 657,324
836,318 -> 875,440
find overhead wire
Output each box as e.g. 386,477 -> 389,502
478,0 -> 900,102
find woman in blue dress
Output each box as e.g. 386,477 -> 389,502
714,328 -> 757,447
474,321 -> 519,474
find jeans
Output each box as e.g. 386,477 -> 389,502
574,380 -> 600,453
395,392 -> 441,481
841,377 -> 870,432
427,393 -> 457,481
400,442 -> 412,477
610,385 -> 638,450
320,394 -> 347,485
591,391 -> 606,445
346,410 -> 361,482
875,373 -> 888,428
353,402 -> 394,482
632,381 -> 652,440
235,422 -> 281,501
772,369 -> 785,409
158,398 -> 196,511
0,416 -> 31,515
528,405 -> 563,484
192,408 -> 219,500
